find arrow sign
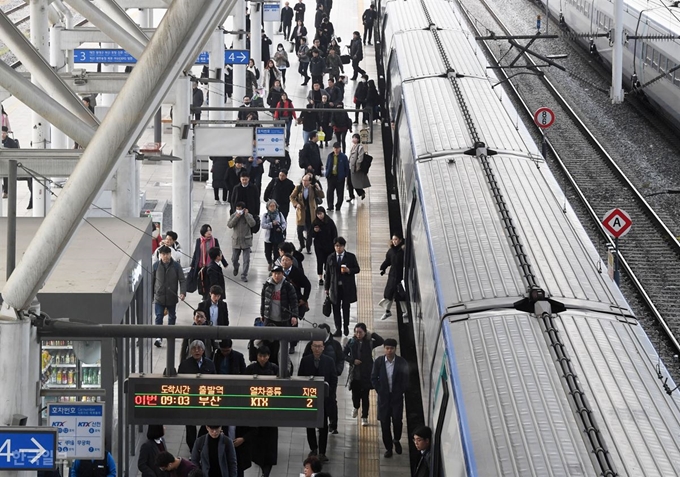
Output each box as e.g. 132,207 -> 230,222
0,428 -> 57,470
534,107 -> 555,129
602,208 -> 632,238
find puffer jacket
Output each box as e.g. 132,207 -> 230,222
152,259 -> 186,306
260,278 -> 299,322
227,211 -> 256,249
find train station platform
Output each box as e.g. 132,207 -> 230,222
0,1 -> 415,476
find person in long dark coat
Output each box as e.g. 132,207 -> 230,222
343,323 -> 383,424
245,347 -> 279,477
371,338 -> 409,458
138,425 -> 169,477
309,207 -> 337,285
379,235 -> 404,320
225,158 -> 247,207
210,156 -> 231,204
324,236 -> 360,337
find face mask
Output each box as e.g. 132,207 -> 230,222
236,209 -> 244,215
278,47 -> 283,51
244,101 -> 250,105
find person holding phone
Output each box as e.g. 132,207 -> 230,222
324,236 -> 360,336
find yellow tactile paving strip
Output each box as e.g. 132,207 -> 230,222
356,189 -> 381,477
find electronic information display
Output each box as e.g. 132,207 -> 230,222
127,374 -> 326,427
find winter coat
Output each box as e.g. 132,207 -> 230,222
264,178 -> 296,216
229,183 -> 260,215
299,141 -> 323,175
245,361 -> 279,466
298,108 -> 318,132
303,335 -> 344,376
343,331 -> 384,388
380,244 -> 404,300
227,211 -> 257,249
267,87 -> 284,108
310,215 -> 338,256
177,356 -> 216,374
198,299 -> 229,327
152,241 -> 183,267
210,156 -> 230,189
262,66 -> 281,91
324,151 -> 350,181
290,183 -> 325,226
297,42 -> 310,63
273,99 -> 297,120
260,277 -> 299,322
294,2 -> 306,22
180,322 -> 216,361
273,49 -> 289,70
225,165 -> 246,202
324,83 -> 342,105
266,152 -> 292,178
324,250 -> 360,304
354,81 -> 369,103
298,353 -> 338,399
280,5 -> 294,24
190,237 -> 228,270
350,37 -> 363,61
362,7 -> 377,25
331,110 -> 352,133
349,142 -> 371,189
309,55 -> 326,76
191,432 -> 238,477
206,260 -> 226,295
152,259 -> 186,306
262,35 -> 272,63
261,209 -> 288,243
212,348 -> 246,375
138,439 -> 168,477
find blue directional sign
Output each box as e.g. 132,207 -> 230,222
74,49 -> 248,65
48,403 -> 104,460
256,127 -> 286,157
0,428 -> 57,470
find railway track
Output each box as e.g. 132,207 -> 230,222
456,0 -> 680,356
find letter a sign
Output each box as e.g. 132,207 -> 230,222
601,208 -> 632,238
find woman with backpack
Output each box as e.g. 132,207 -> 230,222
347,133 -> 370,201
273,92 -> 297,147
261,199 -> 288,271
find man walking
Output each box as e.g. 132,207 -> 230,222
281,2 -> 294,40
324,237 -> 360,336
362,4 -> 377,45
227,201 -> 256,282
152,246 -> 186,348
371,338 -> 409,458
298,340 -> 337,463
191,425 -> 238,477
260,265 -> 299,328
179,341 -> 216,451
192,79 -> 204,122
324,142 -> 349,211
349,31 -> 366,80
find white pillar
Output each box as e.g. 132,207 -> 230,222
250,2 -> 262,68
31,0 -> 50,217
611,0 -> 624,103
112,154 -> 136,217
233,0 -> 247,113
49,23 -> 67,150
173,76 -> 192,249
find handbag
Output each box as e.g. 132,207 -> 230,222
322,296 -> 332,317
186,267 -> 198,293
359,153 -> 373,173
285,59 -> 290,68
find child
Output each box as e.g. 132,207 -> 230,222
227,201 -> 256,282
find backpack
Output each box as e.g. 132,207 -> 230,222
251,214 -> 261,234
298,147 -> 307,169
197,265 -> 209,296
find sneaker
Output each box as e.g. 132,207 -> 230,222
318,454 -> 329,463
361,418 -> 368,426
241,276 -> 248,282
233,264 -> 239,276
318,279 -> 324,286
154,339 -> 162,348
380,311 -> 392,320
329,428 -> 338,435
351,408 -> 358,418
215,200 -> 221,205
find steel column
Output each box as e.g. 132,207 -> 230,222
2,0 -> 237,312
250,2 -> 262,68
112,154 -> 136,217
64,0 -> 146,58
94,0 -> 150,44
233,0 -> 247,112
173,76 -> 192,257
207,29 -> 225,188
50,23 -> 68,150
6,160 -> 17,279
31,0 -> 50,217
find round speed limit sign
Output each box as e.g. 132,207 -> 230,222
533,107 -> 555,129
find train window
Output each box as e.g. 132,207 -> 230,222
653,49 -> 660,70
645,45 -> 653,66
659,55 -> 667,74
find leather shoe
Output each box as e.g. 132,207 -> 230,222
384,450 -> 393,458
394,441 -> 402,454
343,325 -> 349,336
333,329 -> 342,337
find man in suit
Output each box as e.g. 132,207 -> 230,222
198,285 -> 229,328
178,341 -> 216,451
324,236 -> 360,337
413,426 -> 432,477
371,338 -> 409,458
280,1 -> 294,40
298,340 -> 338,464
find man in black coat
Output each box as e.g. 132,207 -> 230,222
281,253 -> 312,354
294,0 -> 306,23
192,79 -> 204,121
371,338 -> 409,458
198,285 -> 229,327
178,341 -> 216,451
281,1 -> 294,40
298,340 -> 338,463
212,339 -> 246,375
230,171 -> 261,215
264,170 -> 296,219
302,323 -> 344,432
205,247 -> 226,299
299,132 -> 323,176
362,4 -> 377,45
324,236 -> 360,336
349,31 -> 366,80
413,426 -> 432,477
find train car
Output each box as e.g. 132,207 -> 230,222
382,0 -> 680,475
539,0 -> 680,127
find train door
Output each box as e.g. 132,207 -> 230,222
431,361 -> 450,477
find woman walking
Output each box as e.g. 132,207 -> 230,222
379,235 -> 404,320
344,323 -> 384,426
189,224 -> 228,282
290,174 -> 324,254
274,92 -> 297,147
309,206 -> 338,285
273,43 -> 290,85
347,133 -> 371,201
261,199 -> 288,271
262,59 -> 282,92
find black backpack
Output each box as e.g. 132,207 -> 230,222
251,214 -> 261,234
298,147 -> 307,169
359,153 -> 373,173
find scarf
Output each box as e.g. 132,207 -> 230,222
199,236 -> 215,267
267,208 -> 280,223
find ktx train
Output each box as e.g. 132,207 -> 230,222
379,0 -> 680,475
541,0 -> 680,127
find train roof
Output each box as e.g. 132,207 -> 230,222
625,0 -> 680,34
414,154 -> 631,313
382,0 -> 460,52
446,309 -> 680,476
391,30 -> 487,80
